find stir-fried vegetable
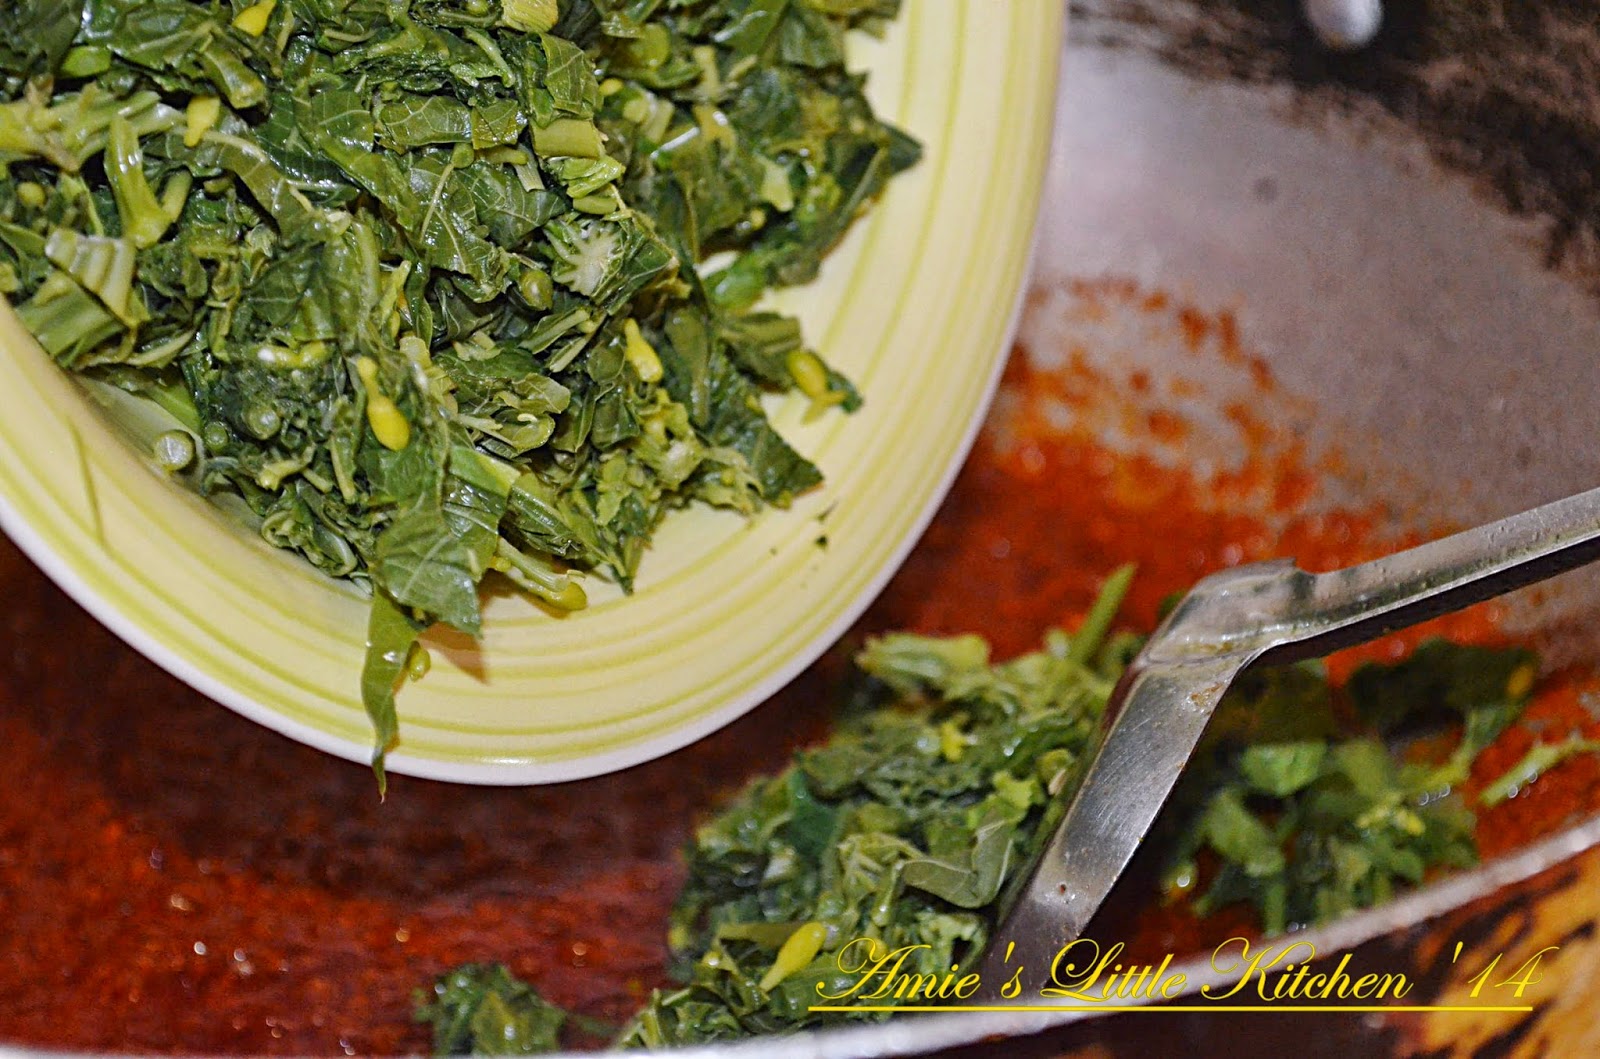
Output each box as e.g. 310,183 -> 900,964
0,0 -> 916,786
1158,639 -> 1536,935
418,568 -> 1586,1051
417,964 -> 624,1056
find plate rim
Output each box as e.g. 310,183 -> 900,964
0,1 -> 1066,785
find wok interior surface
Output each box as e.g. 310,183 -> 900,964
7,5 -> 1600,1057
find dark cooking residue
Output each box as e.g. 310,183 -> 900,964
1076,0 -> 1600,280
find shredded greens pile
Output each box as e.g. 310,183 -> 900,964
1157,638 -> 1535,936
0,0 -> 916,783
417,569 -> 1574,1052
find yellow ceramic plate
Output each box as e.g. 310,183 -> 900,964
0,0 -> 1061,784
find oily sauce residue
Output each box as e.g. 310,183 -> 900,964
2,279 -> 1598,1053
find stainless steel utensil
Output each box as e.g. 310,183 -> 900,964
982,483 -> 1600,994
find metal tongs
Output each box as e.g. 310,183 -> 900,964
982,484 -> 1600,992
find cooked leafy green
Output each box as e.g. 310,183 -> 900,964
420,583 -> 1569,1051
614,611 -> 1142,1044
417,964 -> 572,1056
1481,731 -> 1600,808
1159,640 -> 1537,935
0,0 -> 916,783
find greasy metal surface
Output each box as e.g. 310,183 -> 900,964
1035,47 -> 1600,601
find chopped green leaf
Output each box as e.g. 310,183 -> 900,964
417,965 -> 569,1055
3,0 -> 918,779
421,571 -> 1569,1048
1481,733 -> 1600,808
